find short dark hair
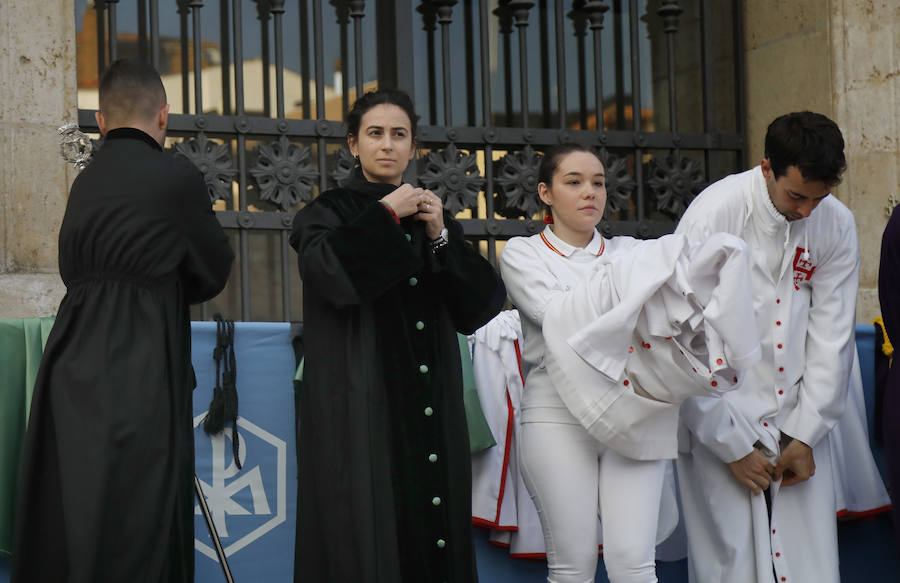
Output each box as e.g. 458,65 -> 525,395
346,89 -> 419,138
98,59 -> 166,124
764,111 -> 846,187
538,142 -> 600,185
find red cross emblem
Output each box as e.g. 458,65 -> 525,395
792,247 -> 815,290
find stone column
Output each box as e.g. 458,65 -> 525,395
743,0 -> 900,323
830,0 -> 900,323
0,0 -> 75,318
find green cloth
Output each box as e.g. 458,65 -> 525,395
0,317 -> 55,556
459,334 -> 495,453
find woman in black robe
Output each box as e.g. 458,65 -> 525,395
290,89 -> 505,582
879,203 -> 900,557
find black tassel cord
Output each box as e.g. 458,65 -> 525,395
202,314 -> 241,469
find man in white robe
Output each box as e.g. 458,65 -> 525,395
675,111 -> 858,583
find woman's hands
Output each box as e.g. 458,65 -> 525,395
381,184 -> 446,240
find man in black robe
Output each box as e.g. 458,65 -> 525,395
879,203 -> 900,557
11,59 -> 233,583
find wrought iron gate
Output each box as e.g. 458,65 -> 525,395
76,0 -> 746,321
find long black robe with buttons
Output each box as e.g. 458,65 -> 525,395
290,169 -> 506,582
11,128 -> 233,583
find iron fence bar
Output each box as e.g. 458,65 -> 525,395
613,0 -> 625,130
270,0 -> 290,321
149,0 -> 160,70
498,3 -> 513,126
479,0 -> 493,128
700,0 -> 714,182
220,0 -> 232,115
261,5 -> 272,118
539,0 -> 551,127
573,3 -> 588,129
511,2 -> 532,129
95,1 -> 106,77
422,2 -> 438,125
554,0 -> 566,128
337,2 -> 349,118
314,0 -> 328,197
138,0 -> 148,62
107,0 -> 119,63
350,1 -> 365,104
464,0 -> 476,126
628,0 -> 644,221
76,109 -> 744,151
732,0 -> 747,168
437,1 -> 456,127
233,0 -> 251,320
299,0 -> 311,118
190,1 -> 204,115
586,1 -> 609,131
178,1 -> 189,112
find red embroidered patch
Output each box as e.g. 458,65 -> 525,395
792,247 -> 815,290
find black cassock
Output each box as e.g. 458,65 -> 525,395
290,169 -> 506,582
879,204 -> 900,557
11,128 -> 233,583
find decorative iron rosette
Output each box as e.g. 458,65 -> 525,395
647,151 -> 704,218
493,145 -> 542,218
328,146 -> 357,188
597,148 -> 635,217
249,135 -> 318,210
419,143 -> 485,215
58,122 -> 100,170
174,133 -> 238,205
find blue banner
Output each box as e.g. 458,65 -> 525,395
190,322 -> 297,582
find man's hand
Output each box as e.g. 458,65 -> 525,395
774,438 -> 815,487
727,449 -> 776,495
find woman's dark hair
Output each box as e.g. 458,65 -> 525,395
538,143 -> 601,185
346,89 -> 420,137
764,111 -> 846,187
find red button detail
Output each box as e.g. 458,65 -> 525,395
777,344 -> 783,349
623,380 -> 630,386
778,390 -> 784,395
779,367 -> 784,372
692,368 -> 697,372
776,299 -> 781,304
711,381 -> 718,387
733,376 -> 738,383
629,346 -> 634,353
776,552 -> 781,557
643,342 -> 651,349
773,529 -> 776,534
776,321 -> 782,326
781,578 -> 786,582
665,336 -> 672,340
716,358 -> 723,365
763,422 -> 769,427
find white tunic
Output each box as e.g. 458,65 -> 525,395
675,165 -> 882,583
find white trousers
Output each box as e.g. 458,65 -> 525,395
676,437 -> 839,583
519,420 -> 667,583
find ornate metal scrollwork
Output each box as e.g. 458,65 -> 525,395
328,147 -> 357,188
419,142 -> 485,215
174,133 -> 238,205
494,146 -> 542,218
597,148 -> 635,217
646,151 -> 704,218
249,135 -> 318,210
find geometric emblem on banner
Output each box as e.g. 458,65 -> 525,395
192,414 -> 288,562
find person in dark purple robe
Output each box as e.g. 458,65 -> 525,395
879,203 -> 900,556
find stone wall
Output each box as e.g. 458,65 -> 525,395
0,0 -> 75,318
743,0 -> 900,323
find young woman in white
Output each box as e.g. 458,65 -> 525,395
499,144 -> 669,583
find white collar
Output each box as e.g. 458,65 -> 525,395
540,224 -> 606,257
